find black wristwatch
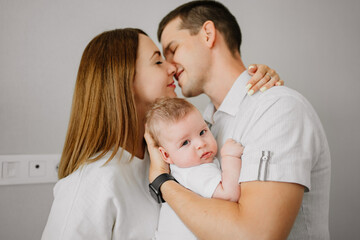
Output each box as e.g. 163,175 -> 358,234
149,173 -> 178,203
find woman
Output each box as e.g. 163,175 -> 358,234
41,28 -> 282,240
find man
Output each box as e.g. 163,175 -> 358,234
146,1 -> 331,239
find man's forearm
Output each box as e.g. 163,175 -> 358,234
161,180 -> 245,239
160,180 -> 303,240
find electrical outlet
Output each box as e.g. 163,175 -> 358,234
0,154 -> 60,185
29,160 -> 46,177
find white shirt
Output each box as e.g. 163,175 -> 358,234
42,149 -> 160,240
203,71 -> 331,240
171,158 -> 222,198
154,159 -> 222,240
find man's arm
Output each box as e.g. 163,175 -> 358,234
161,179 -> 303,240
145,131 -> 303,240
145,95 -> 309,239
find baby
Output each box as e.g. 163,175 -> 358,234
146,97 -> 243,240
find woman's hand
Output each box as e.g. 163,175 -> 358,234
144,125 -> 170,183
246,64 -> 284,95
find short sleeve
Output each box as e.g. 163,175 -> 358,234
42,167 -> 119,240
185,161 -> 222,198
238,95 -> 321,191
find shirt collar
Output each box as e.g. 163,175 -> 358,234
203,71 -> 251,123
203,103 -> 215,127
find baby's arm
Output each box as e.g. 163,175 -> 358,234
212,139 -> 243,202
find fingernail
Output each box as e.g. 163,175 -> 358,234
260,87 -> 267,92
248,65 -> 255,70
276,82 -> 281,86
245,84 -> 252,90
247,89 -> 254,96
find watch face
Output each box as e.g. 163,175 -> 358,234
149,184 -> 161,203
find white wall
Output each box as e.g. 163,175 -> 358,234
1,0 -> 359,239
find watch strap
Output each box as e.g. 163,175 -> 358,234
149,173 -> 178,203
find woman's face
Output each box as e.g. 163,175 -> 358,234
133,34 -> 177,109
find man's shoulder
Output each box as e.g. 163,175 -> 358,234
233,85 -> 320,133
258,86 -> 304,102
252,86 -> 312,113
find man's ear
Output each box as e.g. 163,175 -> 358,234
159,147 -> 173,164
201,20 -> 216,48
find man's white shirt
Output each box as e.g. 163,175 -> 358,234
203,71 -> 331,239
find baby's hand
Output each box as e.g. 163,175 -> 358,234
220,139 -> 244,158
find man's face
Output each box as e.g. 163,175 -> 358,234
161,18 -> 210,98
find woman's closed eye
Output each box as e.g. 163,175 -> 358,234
170,46 -> 177,55
156,60 -> 163,65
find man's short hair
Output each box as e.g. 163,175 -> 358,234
158,0 -> 242,56
146,97 -> 197,147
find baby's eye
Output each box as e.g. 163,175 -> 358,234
200,130 -> 206,136
182,140 -> 189,147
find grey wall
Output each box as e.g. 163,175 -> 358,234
1,0 -> 359,239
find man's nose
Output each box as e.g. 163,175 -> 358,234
167,61 -> 177,76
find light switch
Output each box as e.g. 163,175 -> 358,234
2,161 -> 20,178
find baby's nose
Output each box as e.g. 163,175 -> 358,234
196,140 -> 206,150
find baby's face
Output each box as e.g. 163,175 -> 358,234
159,109 -> 218,168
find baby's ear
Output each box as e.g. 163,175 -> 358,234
159,147 -> 173,164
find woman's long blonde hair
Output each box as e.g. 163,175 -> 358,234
58,28 -> 146,179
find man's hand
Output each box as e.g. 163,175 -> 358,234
144,125 -> 170,182
220,138 -> 244,159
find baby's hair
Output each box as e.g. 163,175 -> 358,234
146,97 -> 197,147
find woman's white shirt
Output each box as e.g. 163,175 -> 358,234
41,149 -> 160,240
